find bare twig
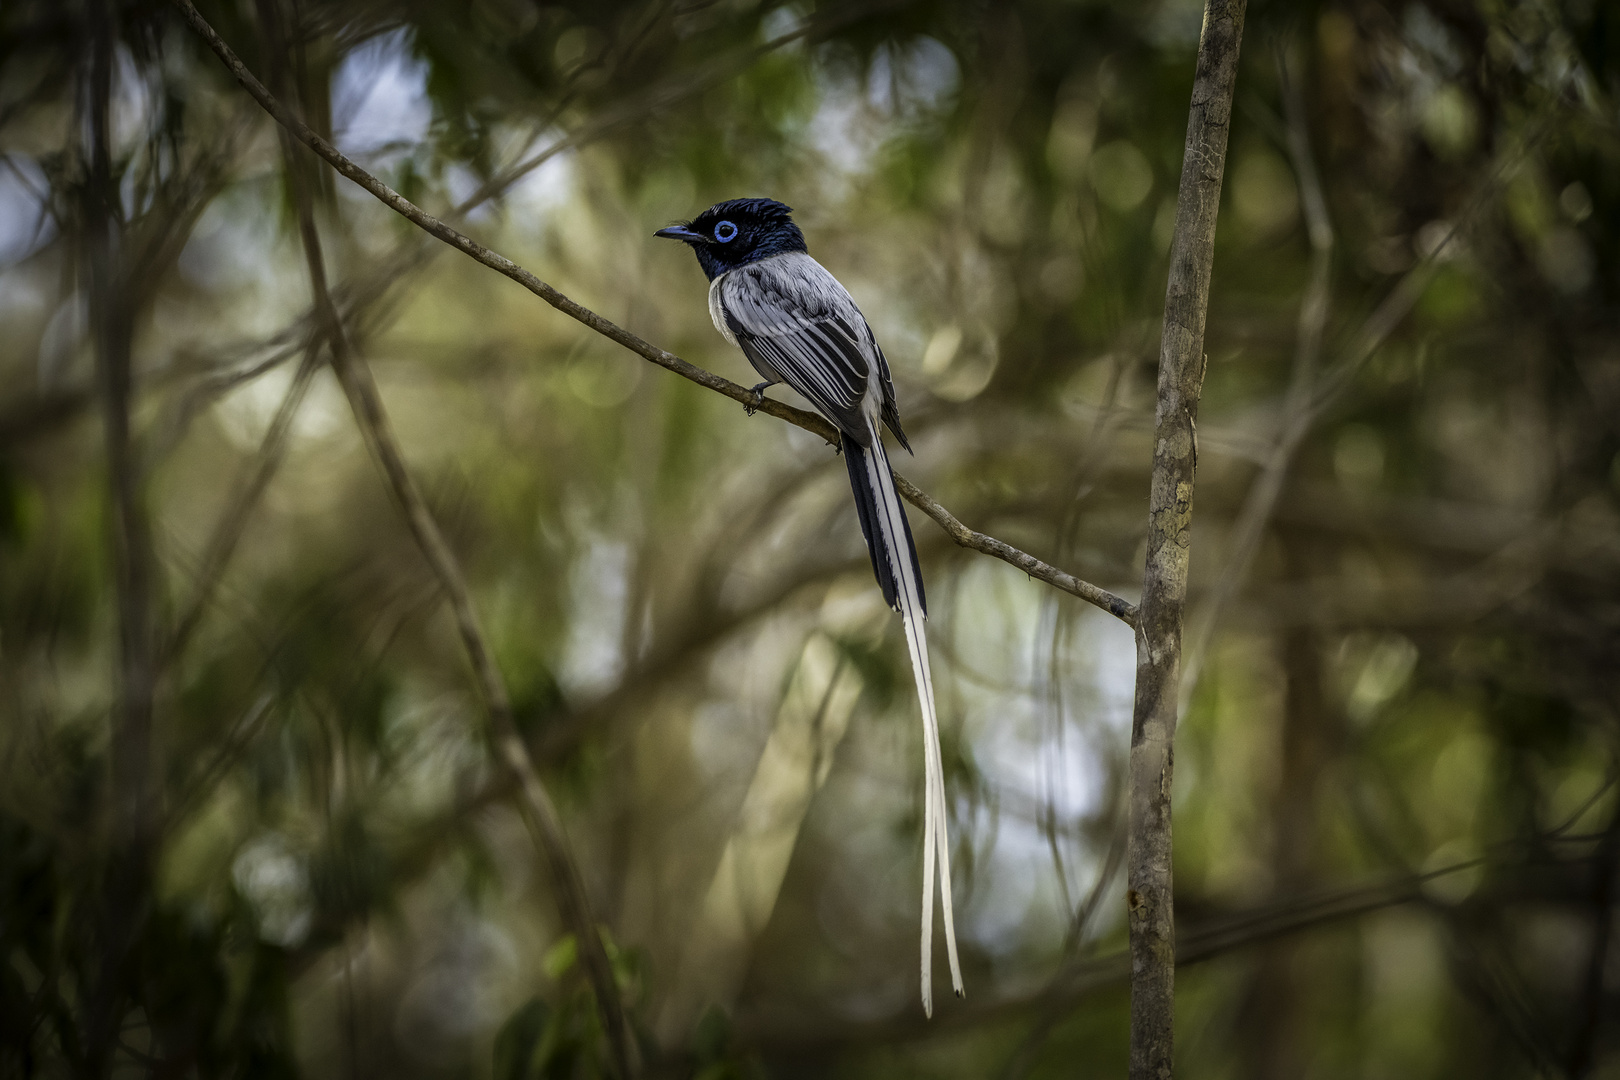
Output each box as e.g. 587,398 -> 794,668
1128,3 -> 1246,1077
169,0 -> 1134,626
165,348 -> 322,662
165,692 -> 276,827
894,474 -> 1138,623
256,2 -> 637,1072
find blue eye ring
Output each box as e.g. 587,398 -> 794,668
713,220 -> 738,243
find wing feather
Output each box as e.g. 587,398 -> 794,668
717,253 -> 883,440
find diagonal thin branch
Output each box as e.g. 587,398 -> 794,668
164,347 -> 322,664
170,0 -> 1136,627
255,3 -> 637,1074
894,474 -> 1138,624
312,273 -> 641,1080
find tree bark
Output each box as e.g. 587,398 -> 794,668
1127,3 -> 1245,1078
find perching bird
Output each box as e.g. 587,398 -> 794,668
656,198 -> 963,1015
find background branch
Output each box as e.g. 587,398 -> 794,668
164,347 -> 321,664
81,3 -> 159,1071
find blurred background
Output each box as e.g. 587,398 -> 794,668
2,0 -> 1618,1076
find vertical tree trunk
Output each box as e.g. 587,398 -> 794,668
1127,3 -> 1245,1077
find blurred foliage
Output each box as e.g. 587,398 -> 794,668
1,0 -> 1619,1076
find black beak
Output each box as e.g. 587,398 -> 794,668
654,224 -> 709,243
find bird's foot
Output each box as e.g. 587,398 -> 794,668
744,382 -> 771,416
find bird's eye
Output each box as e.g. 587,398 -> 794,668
714,220 -> 738,243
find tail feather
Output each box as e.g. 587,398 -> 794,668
842,435 -> 926,616
846,427 -> 961,1015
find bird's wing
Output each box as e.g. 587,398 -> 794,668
717,253 -> 880,441
872,340 -> 912,453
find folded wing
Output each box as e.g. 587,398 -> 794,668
716,252 -> 910,449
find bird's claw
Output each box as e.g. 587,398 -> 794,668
745,382 -> 770,416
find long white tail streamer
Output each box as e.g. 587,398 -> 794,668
860,426 -> 963,1016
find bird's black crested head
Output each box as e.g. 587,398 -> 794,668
655,197 -> 808,281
